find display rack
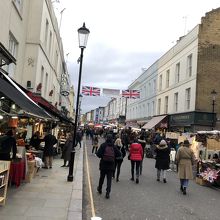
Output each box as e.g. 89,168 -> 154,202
0,160 -> 10,205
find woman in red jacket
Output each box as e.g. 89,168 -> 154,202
129,139 -> 143,184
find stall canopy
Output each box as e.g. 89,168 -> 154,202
142,115 -> 167,130
27,92 -> 73,124
0,70 -> 52,119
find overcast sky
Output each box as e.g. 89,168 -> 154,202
53,0 -> 220,113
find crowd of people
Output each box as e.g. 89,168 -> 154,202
85,126 -> 195,199
0,124 -> 196,200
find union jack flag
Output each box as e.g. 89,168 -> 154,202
82,86 -> 101,96
122,89 -> 140,99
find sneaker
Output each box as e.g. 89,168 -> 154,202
97,187 -> 102,194
136,178 -> 139,184
157,178 -> 160,182
49,167 -> 52,169
42,166 -> 48,169
116,178 -> 119,182
105,192 -> 110,199
130,177 -> 134,181
61,165 -> 66,167
163,178 -> 167,183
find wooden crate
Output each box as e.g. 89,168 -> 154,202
195,177 -> 208,186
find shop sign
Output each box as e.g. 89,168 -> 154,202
170,113 -> 193,126
170,112 -> 214,127
166,132 -> 180,139
194,112 -> 214,125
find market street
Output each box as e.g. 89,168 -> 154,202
83,138 -> 220,220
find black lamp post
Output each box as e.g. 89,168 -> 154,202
211,89 -> 217,130
67,23 -> 90,182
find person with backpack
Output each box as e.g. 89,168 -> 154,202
96,134 -> 121,199
92,134 -> 99,154
0,129 -> 17,161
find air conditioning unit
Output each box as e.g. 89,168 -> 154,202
26,81 -> 33,90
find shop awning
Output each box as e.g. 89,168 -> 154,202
142,115 -> 167,130
27,92 -> 73,124
0,70 -> 52,119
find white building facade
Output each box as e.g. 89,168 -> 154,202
127,8 -> 220,132
0,0 -> 73,120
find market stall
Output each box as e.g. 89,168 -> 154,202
195,131 -> 220,186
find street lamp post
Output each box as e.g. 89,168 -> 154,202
211,89 -> 217,130
67,23 -> 90,182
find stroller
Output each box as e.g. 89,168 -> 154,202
145,144 -> 156,158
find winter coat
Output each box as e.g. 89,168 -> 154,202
63,137 -> 73,161
43,134 -> 57,156
115,145 -> 126,161
96,141 -> 121,171
92,135 -> 99,147
155,145 -> 170,170
176,146 -> 195,180
30,134 -> 42,150
129,143 -> 143,161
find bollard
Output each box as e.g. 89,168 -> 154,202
67,150 -> 75,182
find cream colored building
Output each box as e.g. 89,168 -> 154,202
0,0 -> 73,119
127,8 -> 220,132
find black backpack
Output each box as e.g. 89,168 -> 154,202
103,145 -> 115,162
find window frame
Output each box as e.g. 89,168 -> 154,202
175,62 -> 180,83
164,96 -> 168,114
174,92 -> 178,112
185,88 -> 191,110
187,54 -> 192,77
166,69 -> 170,88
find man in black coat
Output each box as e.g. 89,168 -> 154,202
0,129 -> 17,161
96,134 -> 121,199
43,130 -> 57,169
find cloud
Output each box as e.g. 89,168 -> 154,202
67,44 -> 162,113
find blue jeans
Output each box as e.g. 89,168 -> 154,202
180,179 -> 189,188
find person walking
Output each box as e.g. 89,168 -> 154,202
96,134 -> 121,199
92,134 -> 99,154
176,140 -> 195,195
75,129 -> 82,148
113,135 -> 126,182
42,130 -> 57,169
61,133 -> 73,167
129,138 -> 143,184
138,138 -> 146,175
155,139 -> 171,183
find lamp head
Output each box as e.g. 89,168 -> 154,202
211,89 -> 217,101
78,23 -> 90,48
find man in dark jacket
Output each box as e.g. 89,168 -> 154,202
29,131 -> 42,150
96,134 -> 121,199
75,129 -> 82,148
0,129 -> 17,161
43,130 -> 57,169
